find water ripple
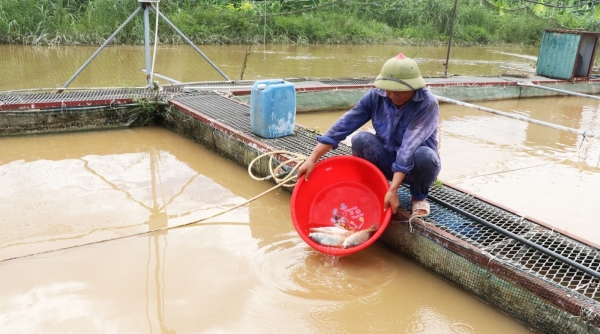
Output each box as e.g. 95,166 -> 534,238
254,232 -> 395,301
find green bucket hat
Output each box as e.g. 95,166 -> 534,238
374,53 -> 426,92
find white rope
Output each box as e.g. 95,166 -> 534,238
0,150 -> 307,263
407,217 -> 415,233
247,150 -> 306,187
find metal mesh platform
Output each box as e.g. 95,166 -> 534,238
6,84 -> 600,312
0,78 -> 374,111
397,185 -> 600,302
0,88 -> 154,102
172,92 -> 600,307
170,93 -> 352,160
0,88 -> 154,110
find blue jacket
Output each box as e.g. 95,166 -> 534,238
317,88 -> 439,175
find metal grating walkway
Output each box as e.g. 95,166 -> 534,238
5,85 -> 599,308
172,92 -> 600,306
0,88 -> 154,110
170,92 -> 352,159
0,78 -> 374,111
398,186 -> 600,302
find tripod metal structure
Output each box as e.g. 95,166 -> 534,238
61,0 -> 230,90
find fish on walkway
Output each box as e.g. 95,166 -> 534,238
342,226 -> 378,249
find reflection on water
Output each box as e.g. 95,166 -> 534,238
0,128 -> 252,260
146,232 -> 176,334
0,127 -> 532,333
255,241 -> 395,301
409,307 -> 475,334
0,44 -> 539,91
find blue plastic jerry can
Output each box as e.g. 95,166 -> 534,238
250,79 -> 296,138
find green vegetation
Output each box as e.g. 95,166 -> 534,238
0,0 -> 598,46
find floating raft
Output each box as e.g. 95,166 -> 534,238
2,79 -> 600,333
3,75 -> 600,115
163,91 -> 600,334
229,76 -> 600,112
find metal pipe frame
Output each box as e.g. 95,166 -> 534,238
143,3 -> 152,86
61,5 -> 144,90
149,4 -> 230,81
518,82 -> 600,101
444,0 -> 459,78
435,95 -> 597,137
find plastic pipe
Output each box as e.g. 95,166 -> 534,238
435,95 -> 596,138
518,82 -> 600,101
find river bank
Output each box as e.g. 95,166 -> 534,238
1,0 -> 596,47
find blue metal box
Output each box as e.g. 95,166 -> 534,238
536,30 -> 600,81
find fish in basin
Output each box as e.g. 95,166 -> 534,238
308,232 -> 347,247
309,226 -> 354,236
342,226 -> 378,249
308,225 -> 378,248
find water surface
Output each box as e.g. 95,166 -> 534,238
0,43 -> 595,332
0,127 -> 534,333
0,44 -> 539,91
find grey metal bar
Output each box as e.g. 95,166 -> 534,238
141,69 -> 181,84
182,86 -> 253,92
143,4 -> 152,86
499,66 -> 536,74
518,82 -> 600,101
435,95 -> 596,137
61,5 -> 143,90
428,192 -> 600,280
149,4 -> 230,81
444,0 -> 459,78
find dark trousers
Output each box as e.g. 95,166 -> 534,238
351,131 -> 441,200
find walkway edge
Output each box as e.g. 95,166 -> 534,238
381,211 -> 600,333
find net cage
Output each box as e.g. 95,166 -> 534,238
3,3 -> 599,331
165,92 -> 600,334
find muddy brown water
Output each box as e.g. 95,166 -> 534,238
0,127 -> 535,333
0,44 -> 538,90
0,43 -> 590,332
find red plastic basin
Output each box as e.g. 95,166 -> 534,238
290,155 -> 392,256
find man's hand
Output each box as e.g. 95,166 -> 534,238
384,171 -> 405,214
384,189 -> 399,214
297,159 -> 316,181
297,143 -> 333,181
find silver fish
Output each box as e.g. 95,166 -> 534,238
342,226 -> 378,249
308,232 -> 347,247
309,226 -> 353,237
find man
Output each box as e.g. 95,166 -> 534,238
297,53 -> 441,217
